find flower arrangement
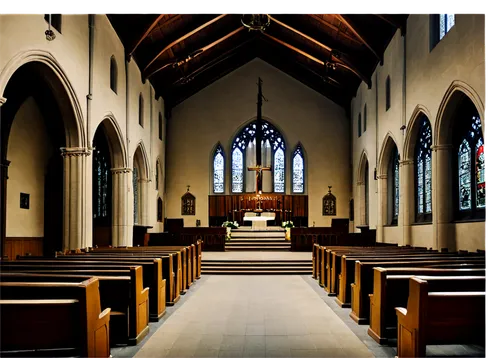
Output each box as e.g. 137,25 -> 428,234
222,221 -> 239,241
281,221 -> 294,228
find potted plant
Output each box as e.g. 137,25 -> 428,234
282,220 -> 294,240
222,221 -> 239,241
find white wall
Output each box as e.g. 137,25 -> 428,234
166,58 -> 351,227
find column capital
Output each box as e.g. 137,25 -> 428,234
0,97 -> 6,107
378,174 -> 388,180
431,144 -> 453,152
110,167 -> 132,175
356,181 -> 364,186
60,147 -> 91,157
399,159 -> 414,166
138,178 -> 149,183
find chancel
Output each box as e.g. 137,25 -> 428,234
0,12 -> 487,358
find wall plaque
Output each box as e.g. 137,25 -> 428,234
322,186 -> 336,216
181,185 -> 195,215
20,193 -> 30,209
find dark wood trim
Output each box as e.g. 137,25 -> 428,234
335,15 -> 382,61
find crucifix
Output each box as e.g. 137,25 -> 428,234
247,77 -> 271,194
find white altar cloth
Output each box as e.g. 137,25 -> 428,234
243,214 -> 275,229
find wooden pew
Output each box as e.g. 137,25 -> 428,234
0,270 -> 149,346
337,254 -> 484,309
395,277 -> 485,357
368,267 -> 485,344
0,277 -> 111,357
1,259 -> 166,321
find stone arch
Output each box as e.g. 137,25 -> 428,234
95,113 -> 127,169
357,150 -> 370,184
133,141 -> 150,180
357,150 -> 370,227
0,50 -> 85,148
378,132 -> 400,176
435,80 -> 484,146
133,141 -> 150,226
403,104 -> 432,161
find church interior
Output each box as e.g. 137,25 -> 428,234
0,13 -> 487,358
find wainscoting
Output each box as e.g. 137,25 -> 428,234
4,237 -> 43,260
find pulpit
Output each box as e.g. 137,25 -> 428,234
243,212 -> 276,230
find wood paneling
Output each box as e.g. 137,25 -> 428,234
5,237 -> 43,260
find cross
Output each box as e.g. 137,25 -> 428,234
247,77 -> 271,194
186,185 -> 190,192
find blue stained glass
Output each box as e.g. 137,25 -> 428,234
424,154 -> 432,213
439,14 -> 455,40
416,118 -> 432,216
458,139 -> 471,211
133,167 -> 138,224
292,146 -> 304,193
476,138 -> 485,208
394,153 -> 399,218
417,159 -> 424,214
213,145 -> 225,193
274,148 -> 285,193
232,148 -> 243,193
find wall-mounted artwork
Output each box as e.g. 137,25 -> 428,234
181,185 -> 195,215
322,186 -> 336,216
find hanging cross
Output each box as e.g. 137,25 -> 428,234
186,185 -> 190,192
247,77 -> 271,194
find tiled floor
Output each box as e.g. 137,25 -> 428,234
133,275 -> 373,358
201,251 -> 311,261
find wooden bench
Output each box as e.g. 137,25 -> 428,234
0,270 -> 149,346
395,277 -> 485,357
367,267 -> 486,344
337,254 -> 484,309
348,254 -> 485,323
1,259 -> 166,321
0,277 -> 111,357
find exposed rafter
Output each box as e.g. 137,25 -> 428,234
146,26 -> 245,79
268,15 -> 371,86
144,14 -> 227,72
128,15 -> 165,59
308,15 -> 363,45
335,15 -> 382,61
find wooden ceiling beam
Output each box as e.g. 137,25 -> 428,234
268,15 -> 371,87
334,14 -> 382,61
144,14 -> 227,72
146,26 -> 245,79
308,15 -> 362,45
128,15 -> 166,59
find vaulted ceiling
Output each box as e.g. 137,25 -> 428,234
107,14 -> 408,111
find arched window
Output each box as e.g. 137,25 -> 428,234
159,113 -> 163,140
213,144 -> 225,193
93,129 -> 111,220
388,147 -> 400,225
157,197 -> 163,222
358,113 -> 362,137
415,117 -> 432,223
231,120 -> 285,193
110,56 -> 118,94
292,144 -> 305,193
138,93 -> 144,127
133,167 -> 139,224
455,111 -> 485,219
386,76 -> 391,110
363,104 -> 367,132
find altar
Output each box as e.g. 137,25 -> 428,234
243,212 -> 276,230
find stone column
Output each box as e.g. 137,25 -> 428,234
377,174 -> 388,243
0,97 -> 7,257
432,144 -> 454,251
60,147 -> 91,250
111,167 -> 132,247
400,159 -> 413,246
357,181 -> 365,229
139,178 -> 149,226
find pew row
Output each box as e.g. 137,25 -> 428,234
1,259 -> 166,321
395,277 -> 485,357
0,277 -> 111,358
0,270 -> 149,346
367,268 -> 485,344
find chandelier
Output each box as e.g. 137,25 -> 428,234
241,14 -> 271,32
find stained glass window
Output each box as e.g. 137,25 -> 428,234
213,144 -> 225,193
292,145 -> 304,193
476,138 -> 485,208
232,148 -> 243,193
415,117 -> 432,220
458,139 -> 471,211
439,14 -> 455,40
231,119 -> 285,193
274,148 -> 285,192
393,149 -> 400,223
133,167 -> 138,224
93,127 -> 111,222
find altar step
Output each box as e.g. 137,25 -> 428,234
231,231 -> 285,238
225,238 -> 290,251
201,260 -> 312,275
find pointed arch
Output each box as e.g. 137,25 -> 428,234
133,141 -> 150,226
378,133 -> 400,226
378,132 -> 399,176
133,140 -> 150,180
403,104 -> 433,161
212,142 -> 225,194
292,142 -> 306,194
110,55 -> 118,94
0,50 -> 85,148
357,150 -> 370,184
357,150 -> 370,227
95,113 -> 127,169
435,81 -> 484,147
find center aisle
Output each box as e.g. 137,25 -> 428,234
134,275 -> 373,358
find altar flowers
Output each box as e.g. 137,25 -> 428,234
222,221 -> 239,241
282,221 -> 294,241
